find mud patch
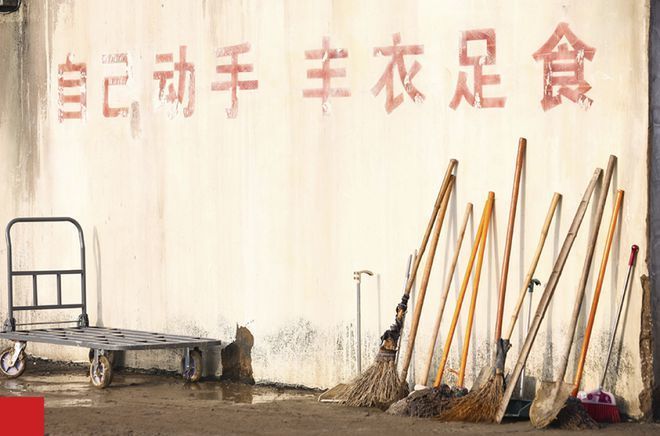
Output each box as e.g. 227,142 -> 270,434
221,325 -> 254,384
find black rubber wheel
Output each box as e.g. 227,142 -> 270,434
181,349 -> 202,382
0,347 -> 26,379
90,355 -> 113,389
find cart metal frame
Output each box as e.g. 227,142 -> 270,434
0,217 -> 222,387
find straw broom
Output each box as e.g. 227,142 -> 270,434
552,190 -> 624,430
440,193 -> 561,422
343,160 -> 456,409
439,139 -> 525,422
388,193 -> 493,417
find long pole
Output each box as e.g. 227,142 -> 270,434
599,245 -> 638,389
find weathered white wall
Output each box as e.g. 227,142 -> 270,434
0,0 -> 650,416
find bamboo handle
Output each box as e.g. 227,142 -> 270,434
571,189 -> 624,396
458,192 -> 494,387
503,192 -> 561,341
403,160 -> 457,298
495,167 -> 602,423
419,203 -> 473,385
433,195 -> 489,388
494,138 -> 526,342
400,176 -> 454,381
556,155 -> 616,383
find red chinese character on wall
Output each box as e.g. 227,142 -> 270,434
58,54 -> 87,122
102,53 -> 129,118
153,45 -> 195,118
372,33 -> 424,114
533,23 -> 596,111
211,42 -> 258,119
449,29 -> 505,109
303,37 -> 350,114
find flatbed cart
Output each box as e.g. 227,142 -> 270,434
0,217 -> 223,388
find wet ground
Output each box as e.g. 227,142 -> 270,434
2,358 -> 659,435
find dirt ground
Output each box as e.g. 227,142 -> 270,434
1,358 -> 659,435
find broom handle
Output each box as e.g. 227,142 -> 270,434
419,203 -> 472,385
572,190 -> 624,396
494,138 -> 525,344
400,176 -> 454,381
503,192 -> 561,341
433,195 -> 489,388
495,167 -> 602,423
458,192 -> 494,387
395,253 -> 415,364
556,155 -> 616,383
403,159 -> 458,298
600,244 -> 638,389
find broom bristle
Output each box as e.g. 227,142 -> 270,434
409,384 -> 458,417
343,358 -> 408,409
581,402 -> 621,423
554,397 -> 600,430
386,384 -> 458,417
437,372 -> 503,422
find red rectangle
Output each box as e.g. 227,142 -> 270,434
0,397 -> 44,435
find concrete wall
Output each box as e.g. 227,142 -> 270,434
0,0 -> 650,416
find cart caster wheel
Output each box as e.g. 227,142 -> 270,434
0,347 -> 26,379
88,349 -> 115,366
181,349 -> 202,383
90,355 -> 113,389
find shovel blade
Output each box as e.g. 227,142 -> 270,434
529,381 -> 575,428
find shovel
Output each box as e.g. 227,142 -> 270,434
529,155 -> 616,429
504,278 -> 539,418
494,167 -> 603,423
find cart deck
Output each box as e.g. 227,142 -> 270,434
0,217 -> 223,388
0,326 -> 222,351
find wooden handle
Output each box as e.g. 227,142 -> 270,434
433,194 -> 489,388
419,203 -> 473,385
503,192 -> 561,341
572,189 -> 624,396
458,192 -> 494,387
494,138 -> 526,342
556,155 -> 616,382
400,176 -> 454,381
495,167 -> 602,423
403,160 -> 458,298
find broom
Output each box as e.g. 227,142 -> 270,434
343,160 -> 457,408
438,138 -> 525,422
494,167 -> 603,423
439,194 -> 561,422
410,193 -> 494,417
577,244 -> 638,422
387,194 -> 492,417
398,176 -> 455,387
551,190 -> 623,430
418,203 -> 473,388
571,190 -> 624,397
573,197 -> 632,424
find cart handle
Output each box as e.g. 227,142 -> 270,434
4,217 -> 87,331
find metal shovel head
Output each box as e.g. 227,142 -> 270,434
529,380 -> 574,428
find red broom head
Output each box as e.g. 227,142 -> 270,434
577,388 -> 621,423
